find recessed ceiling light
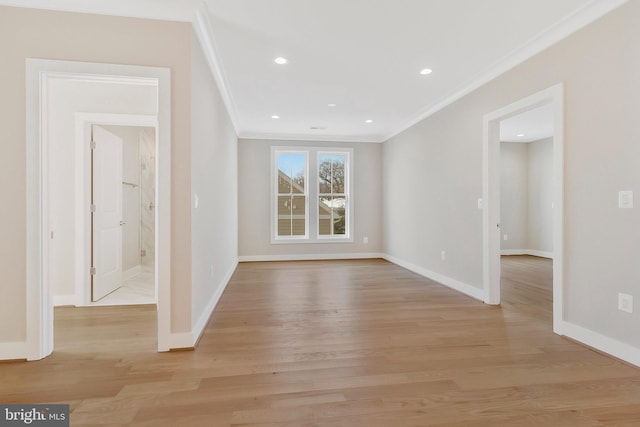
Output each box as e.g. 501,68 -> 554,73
365,119 -> 373,124
516,133 -> 525,137
271,115 -> 280,119
328,103 -> 337,107
419,68 -> 433,75
274,57 -> 288,65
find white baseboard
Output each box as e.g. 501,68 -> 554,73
239,252 -> 384,262
559,320 -> 640,368
0,341 -> 27,360
123,265 -> 141,281
167,258 -> 239,351
501,249 -> 553,259
383,254 -> 485,302
190,258 -> 239,347
53,294 -> 76,307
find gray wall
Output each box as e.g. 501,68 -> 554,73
238,139 -> 383,258
190,31 -> 238,327
500,138 -> 553,254
383,2 -> 639,348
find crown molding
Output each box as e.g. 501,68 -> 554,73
383,0 -> 629,142
238,131 -> 385,144
193,3 -> 241,135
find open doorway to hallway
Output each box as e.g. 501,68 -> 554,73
499,104 -> 554,323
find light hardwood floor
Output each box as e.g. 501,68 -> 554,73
2,258 -> 639,426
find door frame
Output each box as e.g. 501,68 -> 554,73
75,114 -> 158,306
26,59 -> 172,360
482,83 -> 565,335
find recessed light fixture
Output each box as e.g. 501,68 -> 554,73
271,115 -> 280,119
365,119 -> 373,124
516,133 -> 525,137
274,57 -> 288,65
328,103 -> 337,107
419,68 -> 433,75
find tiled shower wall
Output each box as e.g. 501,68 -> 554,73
140,127 -> 155,268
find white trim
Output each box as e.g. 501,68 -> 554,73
482,83 -> 564,335
384,0 -> 627,141
501,249 -> 553,259
193,3 -> 240,135
25,59 -> 171,360
383,255 -> 485,301
240,131 -> 384,144
52,295 -> 76,307
191,259 -> 238,345
559,320 -> 640,368
0,342 -> 27,361
167,332 -> 194,350
239,253 -> 384,262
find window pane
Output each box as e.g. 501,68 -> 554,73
319,154 -> 345,195
292,195 -> 306,236
331,156 -> 345,194
277,195 -> 293,236
318,196 -> 346,236
278,153 -> 305,194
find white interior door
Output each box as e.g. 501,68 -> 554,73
92,125 -> 124,301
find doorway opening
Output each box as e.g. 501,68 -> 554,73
26,59 -> 172,360
482,84 -> 565,335
499,105 -> 554,322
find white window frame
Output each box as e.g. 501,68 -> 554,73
271,146 -> 353,244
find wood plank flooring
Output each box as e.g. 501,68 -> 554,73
2,258 -> 639,426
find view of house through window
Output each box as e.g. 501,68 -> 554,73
318,153 -> 347,236
274,148 -> 351,242
277,152 -> 307,237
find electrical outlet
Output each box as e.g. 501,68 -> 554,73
441,250 -> 446,261
363,236 -> 369,244
477,198 -> 483,209
503,234 -> 508,241
618,293 -> 633,313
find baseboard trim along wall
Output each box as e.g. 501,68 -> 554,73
501,249 -> 553,259
238,253 -> 385,262
190,259 -> 239,348
0,341 -> 27,361
167,258 -> 239,351
560,321 -> 640,368
122,265 -> 142,281
53,294 -> 77,307
383,254 -> 485,302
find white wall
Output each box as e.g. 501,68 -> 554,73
190,31 -> 238,334
238,139 -> 383,259
383,2 -> 640,354
500,142 -> 529,251
500,138 -> 553,255
48,83 -> 157,300
527,138 -> 553,253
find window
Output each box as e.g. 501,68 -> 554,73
275,151 -> 308,239
318,153 -> 348,237
272,147 -> 352,243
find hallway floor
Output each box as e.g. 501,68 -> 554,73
2,258 -> 639,426
92,266 -> 155,306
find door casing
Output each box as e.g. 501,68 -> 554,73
482,83 -> 565,335
26,59 -> 172,360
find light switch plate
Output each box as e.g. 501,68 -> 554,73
618,293 -> 633,313
618,191 -> 633,208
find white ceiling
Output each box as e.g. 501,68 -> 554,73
500,104 -> 554,143
2,0 -> 626,142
